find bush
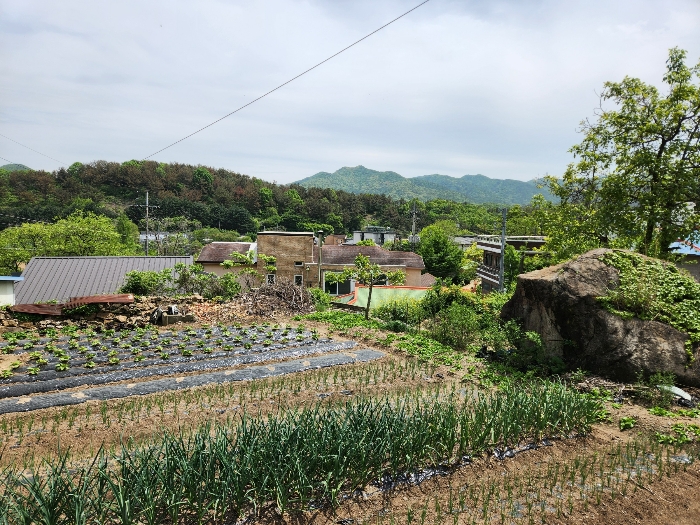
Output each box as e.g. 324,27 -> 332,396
121,269 -> 171,295
308,288 -> 332,312
425,303 -> 481,351
120,264 -> 241,300
600,250 -> 700,344
373,298 -> 423,327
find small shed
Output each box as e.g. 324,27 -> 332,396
0,276 -> 24,306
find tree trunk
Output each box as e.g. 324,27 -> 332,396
365,283 -> 373,320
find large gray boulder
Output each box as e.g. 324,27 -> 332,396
501,248 -> 700,386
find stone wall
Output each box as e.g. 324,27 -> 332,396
0,295 -> 203,333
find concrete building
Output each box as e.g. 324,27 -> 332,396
670,239 -> 700,282
256,231 -> 317,287
349,226 -> 396,246
0,276 -> 23,306
476,235 -> 546,292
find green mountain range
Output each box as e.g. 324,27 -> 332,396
0,164 -> 31,172
295,165 -> 552,205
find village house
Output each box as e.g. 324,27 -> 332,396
195,231 -> 426,294
14,256 -> 193,304
0,276 -> 23,306
196,241 -> 255,276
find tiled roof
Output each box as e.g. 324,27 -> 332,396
15,256 -> 192,304
196,242 -> 253,263
321,245 -> 425,270
419,273 -> 437,287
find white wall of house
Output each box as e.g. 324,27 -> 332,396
0,281 -> 16,306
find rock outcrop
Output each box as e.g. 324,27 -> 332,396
501,249 -> 700,386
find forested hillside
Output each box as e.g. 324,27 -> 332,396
0,160 -> 506,236
296,165 -> 552,205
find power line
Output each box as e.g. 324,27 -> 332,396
143,0 -> 431,160
0,155 -> 18,165
0,132 -> 66,166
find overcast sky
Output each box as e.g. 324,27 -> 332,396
1,0 -> 699,184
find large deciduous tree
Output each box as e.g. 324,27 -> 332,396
547,47 -> 700,257
417,222 -> 464,281
0,212 -> 138,273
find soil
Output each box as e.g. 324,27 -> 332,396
0,353 -> 29,373
1,310 -> 700,524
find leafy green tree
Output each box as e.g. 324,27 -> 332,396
417,223 -> 464,281
0,212 -> 137,273
547,47 -> 700,257
192,167 -> 213,190
460,242 -> 483,283
115,213 -> 140,252
325,253 -> 405,319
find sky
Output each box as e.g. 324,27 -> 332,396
1,0 -> 699,184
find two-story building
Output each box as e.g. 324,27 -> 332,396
475,235 -> 546,292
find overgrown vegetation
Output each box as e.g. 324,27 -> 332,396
370,284 -> 564,375
120,263 -> 241,299
599,250 -> 700,347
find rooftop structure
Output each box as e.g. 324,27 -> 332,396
15,256 -> 192,304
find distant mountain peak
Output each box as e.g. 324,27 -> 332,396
295,167 -> 552,205
0,163 -> 31,172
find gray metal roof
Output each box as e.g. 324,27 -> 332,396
15,256 -> 192,304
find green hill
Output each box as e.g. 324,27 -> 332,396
0,163 -> 31,172
295,166 -> 467,202
296,166 -> 552,205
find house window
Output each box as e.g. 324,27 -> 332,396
294,275 -> 303,286
266,274 -> 276,285
325,279 -> 351,295
294,261 -> 303,267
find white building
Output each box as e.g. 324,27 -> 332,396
350,226 -> 397,246
0,276 -> 23,306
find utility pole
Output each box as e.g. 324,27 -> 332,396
145,191 -> 150,255
498,208 -> 507,292
410,200 -> 419,251
316,230 -> 324,289
129,191 -> 159,255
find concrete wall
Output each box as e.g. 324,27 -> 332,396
405,268 -> 422,287
0,281 -> 15,306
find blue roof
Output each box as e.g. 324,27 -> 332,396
669,241 -> 700,256
0,276 -> 23,281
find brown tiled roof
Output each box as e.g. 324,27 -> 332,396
321,245 -> 425,270
15,256 -> 192,304
419,273 -> 437,287
196,242 -> 253,263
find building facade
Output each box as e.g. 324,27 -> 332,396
476,235 -> 546,292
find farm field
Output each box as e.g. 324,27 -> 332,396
0,311 -> 698,524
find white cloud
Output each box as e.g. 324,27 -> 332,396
0,0 -> 699,183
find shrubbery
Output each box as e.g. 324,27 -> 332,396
121,263 -> 241,300
373,283 -> 565,375
599,250 -> 700,344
